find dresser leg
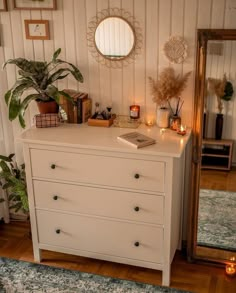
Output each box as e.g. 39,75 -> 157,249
34,249 -> 42,262
162,268 -> 170,286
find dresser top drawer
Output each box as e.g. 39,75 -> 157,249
31,149 -> 165,193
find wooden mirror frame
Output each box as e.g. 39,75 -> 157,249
188,29 -> 236,264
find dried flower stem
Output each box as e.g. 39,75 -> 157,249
149,67 -> 191,113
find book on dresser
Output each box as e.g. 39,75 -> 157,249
77,93 -> 91,124
59,89 -> 91,123
117,132 -> 156,148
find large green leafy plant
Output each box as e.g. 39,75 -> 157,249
0,154 -> 28,214
3,48 -> 84,128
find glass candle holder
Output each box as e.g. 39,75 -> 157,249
226,257 -> 236,277
130,105 -> 140,119
177,125 -> 187,136
145,117 -> 155,127
170,115 -> 181,131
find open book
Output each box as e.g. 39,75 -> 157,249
117,132 -> 156,149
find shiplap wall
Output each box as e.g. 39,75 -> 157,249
0,0 -> 236,160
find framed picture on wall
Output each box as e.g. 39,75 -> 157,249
13,0 -> 57,10
0,0 -> 7,11
24,20 -> 50,40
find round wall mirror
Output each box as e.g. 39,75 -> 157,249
87,8 -> 142,68
95,17 -> 135,60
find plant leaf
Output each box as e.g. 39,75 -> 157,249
0,154 -> 13,162
8,154 -> 15,161
47,69 -> 70,84
53,48 -> 61,61
5,90 -> 11,105
2,182 -> 14,189
58,90 -> 75,104
0,160 -> 11,173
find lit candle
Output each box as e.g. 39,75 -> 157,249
177,125 -> 187,136
130,105 -> 140,119
145,117 -> 154,127
226,257 -> 236,277
160,128 -> 166,135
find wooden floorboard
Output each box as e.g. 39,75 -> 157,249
0,220 -> 235,293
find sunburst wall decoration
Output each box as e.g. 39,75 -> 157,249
163,36 -> 188,64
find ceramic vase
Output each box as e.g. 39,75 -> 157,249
215,113 -> 223,140
156,107 -> 169,128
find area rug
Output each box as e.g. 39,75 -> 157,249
197,189 -> 236,251
0,257 -> 191,293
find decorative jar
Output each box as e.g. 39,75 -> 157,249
156,107 -> 169,128
170,115 -> 181,131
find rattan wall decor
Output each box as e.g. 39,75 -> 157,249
87,8 -> 142,68
163,36 -> 188,64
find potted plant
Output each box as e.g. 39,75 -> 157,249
3,48 -> 84,128
0,154 -> 28,216
149,67 -> 191,129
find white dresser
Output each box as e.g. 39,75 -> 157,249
20,124 -> 191,286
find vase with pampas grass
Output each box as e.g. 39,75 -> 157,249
149,67 -> 191,128
208,74 -> 234,139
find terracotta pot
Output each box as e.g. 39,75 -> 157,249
36,100 -> 59,114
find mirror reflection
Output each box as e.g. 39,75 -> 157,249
196,39 -> 236,261
95,17 -> 135,60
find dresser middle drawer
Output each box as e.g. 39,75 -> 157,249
30,149 -> 165,193
34,181 -> 164,225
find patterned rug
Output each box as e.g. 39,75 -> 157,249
197,189 -> 236,251
0,258 -> 191,293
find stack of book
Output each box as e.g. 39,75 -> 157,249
59,89 -> 92,124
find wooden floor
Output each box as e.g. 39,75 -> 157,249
0,220 -> 236,293
200,168 -> 236,191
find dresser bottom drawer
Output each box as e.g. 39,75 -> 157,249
36,210 -> 163,264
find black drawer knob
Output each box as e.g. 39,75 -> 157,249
134,206 -> 140,212
134,241 -> 140,247
51,164 -> 56,169
53,195 -> 58,200
134,173 -> 140,179
55,229 -> 61,234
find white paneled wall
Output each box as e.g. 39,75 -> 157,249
0,0 -> 235,159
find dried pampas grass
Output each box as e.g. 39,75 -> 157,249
208,74 -> 234,113
149,67 -> 191,106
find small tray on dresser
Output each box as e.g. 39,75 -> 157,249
113,115 -> 141,128
88,114 -> 116,127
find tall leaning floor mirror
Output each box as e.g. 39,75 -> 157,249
188,29 -> 236,267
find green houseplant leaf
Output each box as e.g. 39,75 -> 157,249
0,154 -> 28,214
3,48 -> 84,128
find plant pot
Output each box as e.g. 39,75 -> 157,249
170,115 -> 181,131
156,107 -> 169,128
36,100 -> 59,114
215,113 -> 223,140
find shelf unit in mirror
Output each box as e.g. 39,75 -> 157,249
201,139 -> 233,171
